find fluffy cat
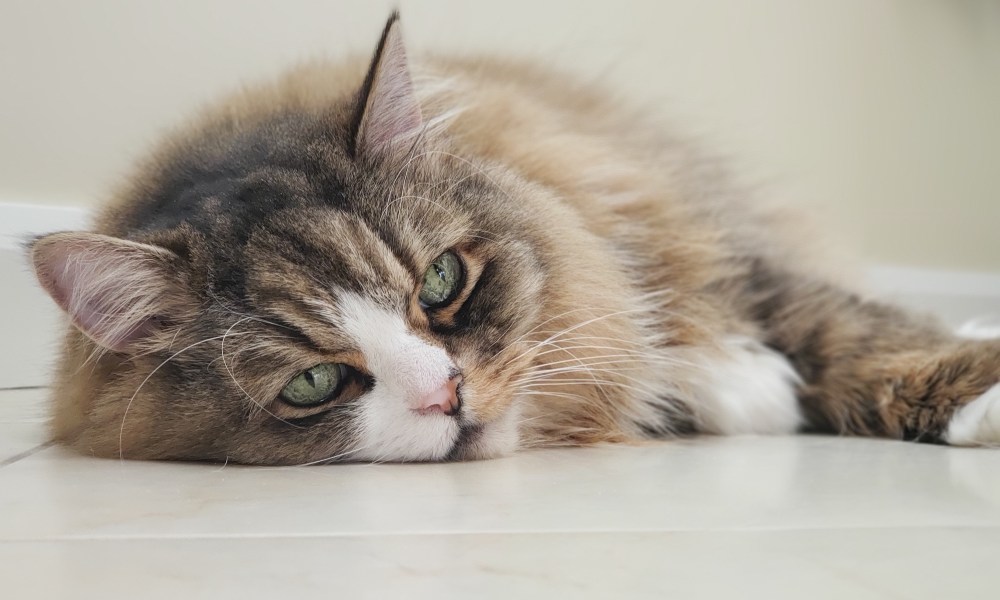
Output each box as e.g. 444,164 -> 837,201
29,13 -> 1000,464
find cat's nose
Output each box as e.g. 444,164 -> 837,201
414,373 -> 463,416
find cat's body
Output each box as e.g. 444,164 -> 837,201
31,15 -> 1000,464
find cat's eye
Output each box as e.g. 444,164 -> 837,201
419,251 -> 464,308
280,363 -> 346,407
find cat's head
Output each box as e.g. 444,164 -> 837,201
28,14 -> 558,464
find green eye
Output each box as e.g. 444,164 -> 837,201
419,251 -> 464,308
280,363 -> 345,407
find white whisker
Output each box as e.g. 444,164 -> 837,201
118,331 -> 253,461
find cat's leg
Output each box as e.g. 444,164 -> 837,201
742,262 -> 1000,445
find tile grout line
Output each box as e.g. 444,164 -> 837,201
2,524 -> 999,544
0,385 -> 51,467
0,440 -> 55,468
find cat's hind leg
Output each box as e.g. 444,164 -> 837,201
741,262 -> 1000,446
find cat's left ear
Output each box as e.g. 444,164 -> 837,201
351,11 -> 423,158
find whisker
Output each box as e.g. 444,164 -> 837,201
117,331 -> 253,461
291,441 -> 377,467
219,317 -> 304,429
502,307 -> 651,368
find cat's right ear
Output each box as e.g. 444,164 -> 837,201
350,12 -> 424,158
29,232 -> 191,352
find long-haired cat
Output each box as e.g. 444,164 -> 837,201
29,13 -> 1000,464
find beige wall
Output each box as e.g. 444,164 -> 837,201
2,0 -> 998,270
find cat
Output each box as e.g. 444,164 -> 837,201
28,12 -> 1000,465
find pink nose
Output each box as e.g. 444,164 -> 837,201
414,374 -> 463,416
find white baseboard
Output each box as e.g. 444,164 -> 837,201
0,202 -> 90,251
867,264 -> 1000,299
1,201 -> 998,388
865,265 -> 1000,328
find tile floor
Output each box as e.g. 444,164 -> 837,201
2,388 -> 999,598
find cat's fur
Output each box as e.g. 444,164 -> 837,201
30,14 -> 1000,465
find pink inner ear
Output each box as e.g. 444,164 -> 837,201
33,234 -> 172,352
357,19 -> 423,154
67,280 -> 156,350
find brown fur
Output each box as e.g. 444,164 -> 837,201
30,14 -> 999,465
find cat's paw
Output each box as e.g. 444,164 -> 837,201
945,383 -> 1000,446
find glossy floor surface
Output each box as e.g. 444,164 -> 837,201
2,388 -> 998,599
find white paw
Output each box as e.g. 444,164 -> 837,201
956,317 -> 1000,340
945,384 -> 1000,446
689,337 -> 804,435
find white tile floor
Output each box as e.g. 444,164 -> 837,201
2,388 -> 999,598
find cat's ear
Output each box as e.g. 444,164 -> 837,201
351,11 -> 423,158
30,232 -> 190,352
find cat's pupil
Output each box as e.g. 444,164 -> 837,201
303,370 -> 315,387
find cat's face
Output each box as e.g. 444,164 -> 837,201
30,16 -> 564,464
148,159 -> 547,464
181,158 -> 549,464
